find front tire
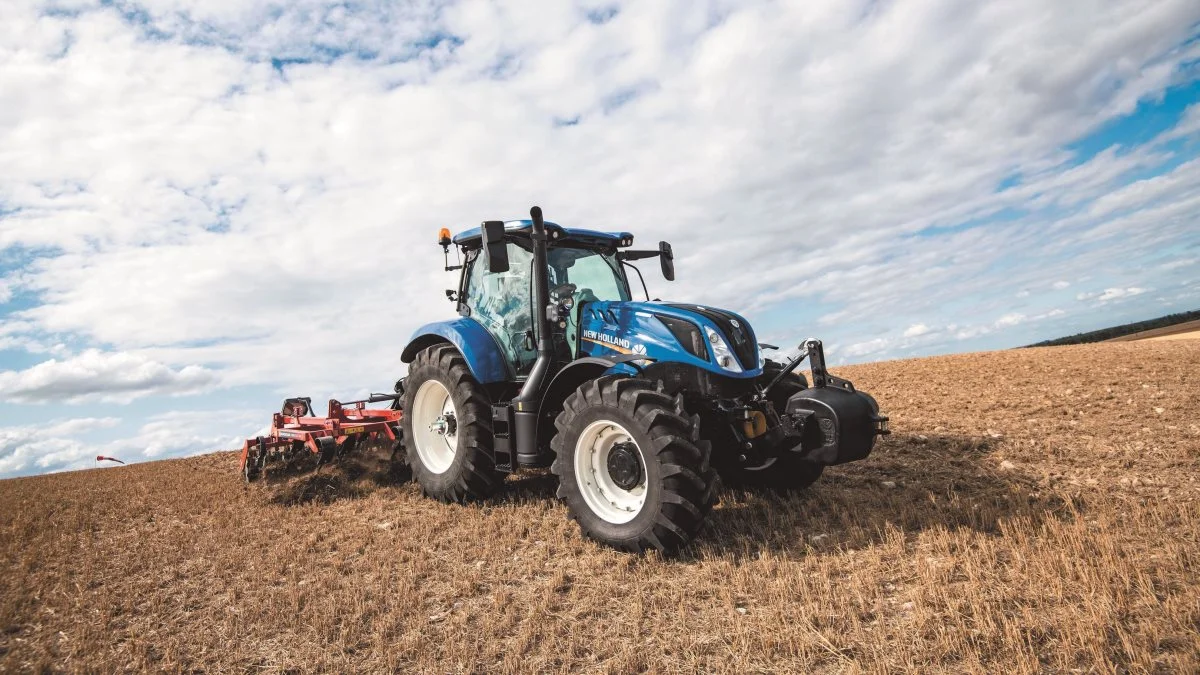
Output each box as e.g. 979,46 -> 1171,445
402,344 -> 503,502
551,376 -> 718,554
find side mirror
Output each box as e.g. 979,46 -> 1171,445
658,241 -> 674,281
481,220 -> 509,273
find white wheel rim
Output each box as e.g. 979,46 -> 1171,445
574,419 -> 647,524
411,379 -> 457,474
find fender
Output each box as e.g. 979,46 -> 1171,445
532,355 -> 655,464
401,318 -> 510,384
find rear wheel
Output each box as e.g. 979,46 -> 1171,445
402,344 -> 503,502
551,376 -> 718,554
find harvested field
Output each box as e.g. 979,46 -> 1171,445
1141,329 -> 1200,342
1107,318 -> 1200,342
2,341 -> 1198,673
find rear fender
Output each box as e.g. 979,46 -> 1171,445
401,318 -> 510,384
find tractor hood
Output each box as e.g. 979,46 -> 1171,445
575,300 -> 763,379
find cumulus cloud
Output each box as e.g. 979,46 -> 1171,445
1,0 -> 1199,474
903,324 -> 931,338
0,410 -> 256,478
0,417 -> 120,477
0,350 -> 219,404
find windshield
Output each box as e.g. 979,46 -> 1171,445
547,247 -> 631,302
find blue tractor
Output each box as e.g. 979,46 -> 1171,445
400,207 -> 888,553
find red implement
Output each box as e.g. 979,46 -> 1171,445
240,394 -> 403,482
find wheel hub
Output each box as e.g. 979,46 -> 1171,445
429,413 -> 457,437
606,442 -> 643,491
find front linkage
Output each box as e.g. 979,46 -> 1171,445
700,339 -> 889,477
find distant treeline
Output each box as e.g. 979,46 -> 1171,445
1024,310 -> 1200,347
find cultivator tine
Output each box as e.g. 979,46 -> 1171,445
240,393 -> 404,484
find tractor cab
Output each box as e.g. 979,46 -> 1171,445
446,221 -> 639,376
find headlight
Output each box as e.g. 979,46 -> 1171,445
704,326 -> 743,373
560,296 -> 574,310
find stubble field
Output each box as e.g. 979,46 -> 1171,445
1,340 -> 1198,673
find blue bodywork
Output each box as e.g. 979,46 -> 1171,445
401,301 -> 762,383
576,301 -> 762,379
400,317 -> 511,383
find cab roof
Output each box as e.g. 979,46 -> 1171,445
452,220 -> 634,248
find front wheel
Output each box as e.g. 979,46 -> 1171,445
550,376 -> 718,554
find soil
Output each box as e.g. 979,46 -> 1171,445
2,340 -> 1198,672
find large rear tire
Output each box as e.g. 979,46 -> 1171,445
550,376 -> 719,554
402,344 -> 503,502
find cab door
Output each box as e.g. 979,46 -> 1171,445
461,244 -> 539,377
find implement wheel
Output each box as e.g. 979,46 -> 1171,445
402,344 -> 503,503
551,376 -> 718,554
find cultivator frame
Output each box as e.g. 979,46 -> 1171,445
240,393 -> 404,482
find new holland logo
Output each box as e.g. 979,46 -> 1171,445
632,343 -> 647,355
582,330 -> 632,350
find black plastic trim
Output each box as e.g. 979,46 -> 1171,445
666,304 -> 757,370
655,314 -> 707,360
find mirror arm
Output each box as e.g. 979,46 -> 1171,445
617,250 -> 661,261
621,260 -> 650,301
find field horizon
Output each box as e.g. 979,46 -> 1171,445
2,340 -> 1198,672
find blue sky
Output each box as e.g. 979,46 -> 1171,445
1,0 -> 1199,477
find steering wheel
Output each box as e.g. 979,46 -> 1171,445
550,283 -> 577,301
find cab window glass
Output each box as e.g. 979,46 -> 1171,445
548,248 -> 630,302
464,244 -> 537,374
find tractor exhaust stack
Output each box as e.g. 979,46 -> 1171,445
512,205 -> 554,465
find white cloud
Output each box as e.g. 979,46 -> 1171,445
0,409 -> 257,477
0,350 -> 219,404
954,326 -> 992,340
128,409 -> 255,458
903,323 -> 931,338
1,0 -> 1200,474
1077,287 -> 1151,303
1098,287 -> 1148,302
0,416 -> 120,477
44,417 -> 122,436
994,313 -> 1027,328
